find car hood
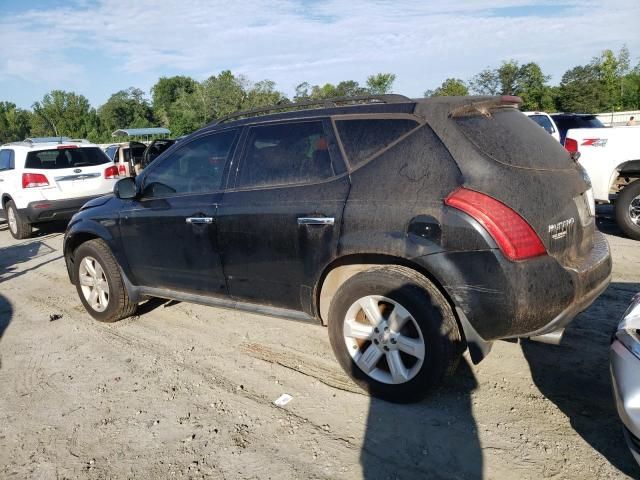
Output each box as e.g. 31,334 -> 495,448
80,194 -> 114,211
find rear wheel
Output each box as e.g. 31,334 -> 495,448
327,265 -> 463,403
74,239 -> 137,322
5,200 -> 32,240
615,180 -> 640,240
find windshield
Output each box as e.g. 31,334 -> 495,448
25,147 -> 111,169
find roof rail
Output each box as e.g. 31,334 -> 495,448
211,94 -> 412,125
24,136 -> 72,144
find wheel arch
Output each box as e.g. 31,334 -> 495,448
315,253 -> 496,363
64,220 -> 120,284
613,160 -> 640,191
1,193 -> 13,209
316,253 -> 453,325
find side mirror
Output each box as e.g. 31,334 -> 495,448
114,177 -> 138,199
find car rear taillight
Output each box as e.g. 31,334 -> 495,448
57,145 -> 79,149
104,165 -> 119,179
118,163 -> 126,176
444,188 -> 546,261
564,137 -> 578,153
22,173 -> 49,188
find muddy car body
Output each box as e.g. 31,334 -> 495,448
63,95 -> 612,401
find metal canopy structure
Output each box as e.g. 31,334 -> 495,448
111,127 -> 171,138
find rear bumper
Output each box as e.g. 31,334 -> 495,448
516,231 -> 612,338
18,195 -> 103,224
418,231 -> 612,340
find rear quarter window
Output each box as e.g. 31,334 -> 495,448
335,118 -> 420,168
25,147 -> 110,169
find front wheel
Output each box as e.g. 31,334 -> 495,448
74,239 -> 137,322
328,266 -> 464,403
615,180 -> 640,240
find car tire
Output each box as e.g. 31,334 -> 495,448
615,180 -> 640,241
74,239 -> 137,322
327,265 -> 464,403
5,200 -> 32,240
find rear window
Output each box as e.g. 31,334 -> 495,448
551,115 -> 604,131
25,147 -> 110,170
335,118 -> 420,168
454,108 -> 572,170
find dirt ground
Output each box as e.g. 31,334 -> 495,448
0,207 -> 639,480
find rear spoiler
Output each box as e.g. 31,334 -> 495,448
450,96 -> 523,119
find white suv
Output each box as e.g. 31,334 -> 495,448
0,138 -> 119,239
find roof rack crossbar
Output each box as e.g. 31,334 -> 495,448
211,94 -> 412,125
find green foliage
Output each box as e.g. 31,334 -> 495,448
366,73 -> 396,95
30,90 -> 97,139
468,60 -> 553,110
556,64 -> 605,113
0,102 -> 31,143
294,73 -> 396,101
424,78 -> 469,97
3,51 -> 640,144
98,87 -> 154,135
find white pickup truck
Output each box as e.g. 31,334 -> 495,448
565,125 -> 640,240
524,112 -> 640,240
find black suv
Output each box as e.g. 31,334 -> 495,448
63,95 -> 612,402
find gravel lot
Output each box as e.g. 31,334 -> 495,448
0,208 -> 639,479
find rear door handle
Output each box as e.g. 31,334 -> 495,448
297,217 -> 334,225
186,217 -> 213,224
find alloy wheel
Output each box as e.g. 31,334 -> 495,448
78,256 -> 110,312
629,194 -> 640,226
343,295 -> 426,385
7,206 -> 17,234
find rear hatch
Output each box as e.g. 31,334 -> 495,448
24,146 -> 114,200
419,97 -> 594,266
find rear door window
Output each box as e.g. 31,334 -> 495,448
236,121 -> 336,188
25,147 -> 110,169
335,118 -> 420,168
142,129 -> 237,198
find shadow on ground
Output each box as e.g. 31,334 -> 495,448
360,359 -> 481,479
596,204 -> 628,239
0,293 -> 14,368
522,281 -> 640,478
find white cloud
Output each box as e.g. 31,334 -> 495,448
0,0 -> 638,105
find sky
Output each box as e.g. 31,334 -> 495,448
0,0 -> 638,110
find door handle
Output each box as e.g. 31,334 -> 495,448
297,217 -> 334,225
186,217 -> 213,224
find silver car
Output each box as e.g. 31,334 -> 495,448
611,292 -> 640,466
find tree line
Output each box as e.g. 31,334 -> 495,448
0,46 -> 637,144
